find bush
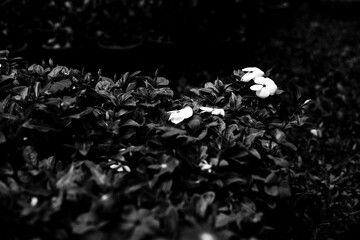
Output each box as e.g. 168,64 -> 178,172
0,50 -> 310,240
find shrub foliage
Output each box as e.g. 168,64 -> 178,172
0,50 -> 309,240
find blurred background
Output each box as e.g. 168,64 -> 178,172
3,0 -> 359,86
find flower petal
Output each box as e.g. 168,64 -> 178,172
267,83 -> 278,95
256,88 -> 270,98
250,84 -> 263,91
264,78 -> 277,95
168,106 -> 193,124
254,76 -> 266,85
110,164 -> 120,169
167,109 -> 180,114
240,73 -> 254,82
212,108 -> 225,117
180,106 -> 193,119
241,67 -> 262,73
169,114 -> 185,124
200,107 -> 214,112
240,67 -> 264,82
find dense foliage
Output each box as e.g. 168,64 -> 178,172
0,50 -> 310,240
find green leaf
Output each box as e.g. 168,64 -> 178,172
121,119 -> 140,128
273,128 -> 286,142
0,75 -> 14,86
244,130 -> 265,146
265,171 -> 280,185
215,213 -> 235,228
0,161 -> 13,175
67,107 -> 93,119
267,155 -> 289,167
155,87 -> 174,98
72,212 -> 97,234
196,191 -> 216,218
13,86 -> 29,100
278,180 -> 291,198
161,128 -> 187,138
48,79 -> 72,93
75,140 -> 93,156
224,174 -> 247,186
95,77 -> 114,93
28,64 -> 45,75
126,81 -> 137,92
0,131 -> 6,144
156,77 -> 169,86
163,207 -> 178,234
196,128 -> 208,140
265,185 -> 279,197
22,119 -> 56,132
249,148 -> 261,159
214,78 -> 223,89
187,118 -> 201,130
84,160 -> 108,186
48,66 -> 70,78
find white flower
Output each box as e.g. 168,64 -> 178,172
310,129 -> 322,137
110,163 -> 131,172
250,77 -> 278,98
101,194 -> 109,201
200,232 -> 216,240
199,160 -> 212,172
200,107 -> 225,117
30,197 -> 38,206
168,106 -> 193,124
241,67 -> 264,82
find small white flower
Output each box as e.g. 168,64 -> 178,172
250,77 -> 278,98
160,163 -> 168,169
241,67 -> 264,82
200,232 -> 215,240
30,197 -> 38,206
310,129 -> 322,137
200,107 -> 225,117
110,163 -> 131,172
168,106 -> 193,124
101,194 -> 109,201
199,160 -> 212,172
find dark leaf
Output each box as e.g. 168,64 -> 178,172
187,118 -> 201,130
13,86 -> 29,100
273,128 -> 286,142
22,145 -> 38,167
155,87 -> 174,98
121,119 -> 140,128
67,107 -> 93,119
84,160 -> 108,186
0,161 -> 13,175
95,77 -> 114,93
72,212 -> 97,234
156,77 -> 169,86
48,79 -> 72,93
196,191 -> 216,218
215,213 -> 235,228
161,127 -> 187,138
22,119 -> 56,132
0,131 -> 6,144
265,171 -> 280,185
48,66 -> 70,78
0,75 -> 14,86
75,141 -> 93,156
264,185 -> 279,197
267,155 -> 289,167
244,130 -> 265,147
